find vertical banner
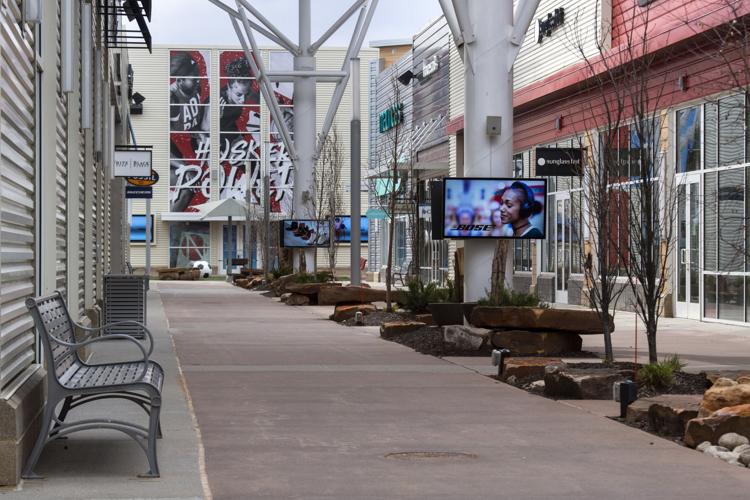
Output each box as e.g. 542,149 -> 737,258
219,50 -> 261,202
169,50 -> 211,212
267,51 -> 295,214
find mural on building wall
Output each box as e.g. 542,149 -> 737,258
219,50 -> 261,202
169,50 -> 211,212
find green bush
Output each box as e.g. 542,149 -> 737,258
477,288 -> 547,308
293,271 -> 333,284
271,266 -> 293,280
637,354 -> 684,390
404,278 -> 451,314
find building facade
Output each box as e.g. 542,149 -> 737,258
371,0 -> 750,326
128,45 -> 378,275
0,0 -> 138,484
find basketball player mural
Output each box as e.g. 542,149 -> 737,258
169,50 -> 211,212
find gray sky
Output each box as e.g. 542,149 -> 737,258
143,0 -> 443,47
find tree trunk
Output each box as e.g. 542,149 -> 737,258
646,319 -> 658,364
602,318 -> 613,363
385,215 -> 396,312
490,240 -> 508,298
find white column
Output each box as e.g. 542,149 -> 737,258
293,0 -> 316,273
463,0 -> 515,301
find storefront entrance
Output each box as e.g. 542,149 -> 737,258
553,193 -> 572,303
220,224 -> 243,275
675,174 -> 701,319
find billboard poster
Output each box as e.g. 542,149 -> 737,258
170,50 -> 211,212
219,50 -> 261,203
266,51 -> 295,214
443,178 -> 547,239
280,220 -> 331,248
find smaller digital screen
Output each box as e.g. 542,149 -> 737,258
280,220 -> 331,248
130,215 -> 154,243
443,178 -> 547,239
333,216 -> 369,243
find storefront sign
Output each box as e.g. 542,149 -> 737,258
125,186 -> 153,199
114,148 -> 152,177
126,169 -> 160,187
537,8 -> 565,43
379,103 -> 404,133
421,55 -> 439,79
535,147 -> 583,176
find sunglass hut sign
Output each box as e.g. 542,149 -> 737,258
379,103 -> 404,133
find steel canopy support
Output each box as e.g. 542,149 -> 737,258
236,0 -> 300,55
438,0 -> 540,301
310,0 -> 367,53
206,0 -> 297,53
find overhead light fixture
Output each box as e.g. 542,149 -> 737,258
130,92 -> 146,114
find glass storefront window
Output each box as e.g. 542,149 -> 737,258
718,168 -> 744,272
718,275 -> 744,322
704,274 -> 717,319
704,172 -> 718,272
718,94 -> 745,167
704,102 -> 718,169
169,222 -> 210,268
676,106 -> 701,173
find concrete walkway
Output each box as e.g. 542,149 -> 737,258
159,281 -> 750,500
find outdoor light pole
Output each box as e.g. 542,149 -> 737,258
439,0 -> 541,301
350,57 -> 361,285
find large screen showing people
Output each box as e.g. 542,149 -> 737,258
443,178 -> 547,239
333,216 -> 369,243
280,220 -> 331,248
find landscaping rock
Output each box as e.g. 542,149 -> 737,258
696,441 -> 712,452
491,330 -> 582,356
330,303 -> 377,322
699,378 -> 750,417
703,445 -> 729,458
625,399 -> 653,426
716,451 -> 741,464
470,306 -> 613,334
442,325 -> 490,351
280,293 -> 291,303
647,394 -> 703,437
414,313 -> 434,326
380,321 -> 426,339
684,403 -> 750,448
718,432 -> 750,450
286,293 -> 310,306
285,282 -> 340,296
543,365 -> 624,399
702,371 -> 750,385
734,444 -> 750,455
270,274 -> 297,296
502,358 -> 563,383
318,286 -> 406,306
527,380 -> 546,393
740,451 -> 750,466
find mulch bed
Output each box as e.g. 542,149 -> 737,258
382,326 -> 494,357
341,310 -> 414,327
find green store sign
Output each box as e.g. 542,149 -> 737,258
379,103 -> 404,133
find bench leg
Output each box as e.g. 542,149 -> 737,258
139,401 -> 161,478
22,397 -> 58,479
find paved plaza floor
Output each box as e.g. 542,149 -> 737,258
5,280 -> 750,499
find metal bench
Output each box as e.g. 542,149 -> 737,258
23,291 -> 164,479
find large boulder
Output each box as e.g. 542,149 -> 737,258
318,286 -> 406,306
647,394 -> 703,437
684,404 -> 750,448
441,325 -> 490,351
380,321 -> 425,339
701,371 -> 750,385
544,365 -> 624,399
285,282 -> 341,296
415,313 -> 434,326
699,377 -> 750,417
502,358 -> 563,382
330,303 -> 377,322
626,399 -> 653,426
491,330 -> 582,356
470,307 -> 613,334
270,274 -> 297,296
286,293 -> 310,306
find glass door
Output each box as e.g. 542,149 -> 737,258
554,193 -> 572,303
220,224 -> 243,275
675,174 -> 701,319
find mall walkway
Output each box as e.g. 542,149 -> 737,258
159,281 -> 750,500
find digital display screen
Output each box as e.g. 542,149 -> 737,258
443,178 -> 547,239
333,216 -> 369,243
280,220 -> 331,248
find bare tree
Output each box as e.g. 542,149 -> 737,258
313,126 -> 344,275
569,4 -> 678,362
368,76 -> 407,311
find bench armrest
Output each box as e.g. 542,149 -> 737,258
75,320 -> 154,357
47,333 -> 150,382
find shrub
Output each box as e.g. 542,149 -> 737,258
404,278 -> 451,314
477,288 -> 547,308
271,266 -> 293,280
637,355 -> 684,390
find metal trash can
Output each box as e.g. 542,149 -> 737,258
104,274 -> 148,339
